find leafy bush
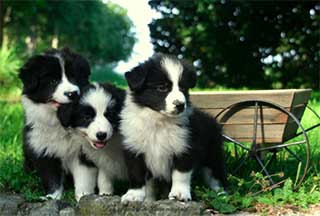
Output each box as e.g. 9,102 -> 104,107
4,1 -> 135,65
195,174 -> 320,214
90,65 -> 127,87
0,43 -> 22,91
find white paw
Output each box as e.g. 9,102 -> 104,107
145,194 -> 156,202
98,182 -> 113,196
75,191 -> 93,202
145,180 -> 156,202
168,186 -> 192,202
208,178 -> 222,192
121,188 -> 145,203
99,190 -> 113,196
44,188 -> 63,200
39,196 -> 50,201
46,194 -> 61,200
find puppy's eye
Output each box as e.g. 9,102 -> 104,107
156,85 -> 169,92
179,86 -> 187,91
104,112 -> 110,119
104,110 -> 114,119
50,79 -> 59,85
83,114 -> 92,121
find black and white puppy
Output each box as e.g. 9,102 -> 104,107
19,48 -> 94,200
57,83 -> 128,196
120,54 -> 227,202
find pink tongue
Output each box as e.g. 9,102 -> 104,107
94,142 -> 106,149
52,102 -> 61,108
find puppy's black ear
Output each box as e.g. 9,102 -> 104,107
182,60 -> 197,88
188,69 -> 197,88
74,55 -> 91,86
125,65 -> 148,91
19,55 -> 45,94
63,48 -> 91,87
57,103 -> 74,128
62,47 -> 71,53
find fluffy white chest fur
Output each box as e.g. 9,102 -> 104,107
22,96 -> 82,162
81,132 -> 127,180
120,94 -> 190,180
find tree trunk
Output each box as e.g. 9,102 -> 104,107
0,0 -> 3,48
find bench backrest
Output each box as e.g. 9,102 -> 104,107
190,89 -> 311,144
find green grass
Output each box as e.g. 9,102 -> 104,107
0,101 -> 44,200
0,86 -> 319,212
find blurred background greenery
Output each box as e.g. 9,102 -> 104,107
0,0 -> 319,93
0,0 -> 134,94
149,1 -> 319,90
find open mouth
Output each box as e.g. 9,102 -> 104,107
49,99 -> 62,108
79,132 -> 109,150
49,99 -> 71,108
161,110 -> 184,117
91,140 -> 107,149
171,110 -> 183,115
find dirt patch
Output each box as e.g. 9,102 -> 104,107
253,203 -> 320,215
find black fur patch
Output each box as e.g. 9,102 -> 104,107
23,124 -> 64,194
79,149 -> 96,168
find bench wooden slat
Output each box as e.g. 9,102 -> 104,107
223,124 -> 285,143
199,104 -> 306,125
283,89 -> 311,141
190,89 -> 311,144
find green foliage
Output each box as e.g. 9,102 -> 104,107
0,43 -> 21,89
149,1 -> 320,90
0,102 -> 42,201
3,0 -> 135,64
90,65 -> 127,87
195,187 -> 238,213
257,178 -> 320,207
196,174 -> 320,213
311,91 -> 320,102
0,158 -> 43,201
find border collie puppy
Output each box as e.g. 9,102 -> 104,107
120,54 -> 227,203
57,83 -> 127,196
19,48 -> 95,200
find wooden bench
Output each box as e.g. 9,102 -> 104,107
190,89 -> 318,190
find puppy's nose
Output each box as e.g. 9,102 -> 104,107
96,132 -> 107,141
64,91 -> 79,100
173,100 -> 185,113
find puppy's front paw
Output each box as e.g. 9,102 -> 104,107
99,190 -> 113,196
121,188 -> 145,203
39,196 -> 50,201
75,190 -> 93,202
43,188 -> 63,200
168,186 -> 191,202
75,193 -> 84,202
